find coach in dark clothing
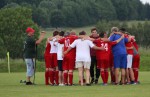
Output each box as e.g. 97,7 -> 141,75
90,28 -> 100,84
24,27 -> 46,85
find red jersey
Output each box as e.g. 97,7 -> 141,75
59,35 -> 78,58
94,39 -> 117,60
125,35 -> 134,55
44,43 -> 51,56
133,41 -> 139,51
90,35 -> 99,56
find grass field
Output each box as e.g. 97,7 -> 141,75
0,71 -> 150,97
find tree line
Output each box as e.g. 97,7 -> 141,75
0,0 -> 150,27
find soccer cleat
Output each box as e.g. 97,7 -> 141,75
130,81 -> 136,85
102,83 -> 108,86
26,81 -> 33,85
86,83 -> 91,86
90,78 -> 95,84
95,79 -> 98,84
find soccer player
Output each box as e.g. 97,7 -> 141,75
89,28 -> 100,84
124,32 -> 135,84
94,32 -> 124,85
57,31 -> 65,86
49,31 -> 59,86
23,27 -> 46,85
44,39 -> 51,85
132,38 -> 140,84
109,27 -> 129,85
58,31 -> 78,86
64,31 -> 105,86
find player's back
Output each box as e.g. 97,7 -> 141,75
109,34 -> 127,56
44,43 -> 51,55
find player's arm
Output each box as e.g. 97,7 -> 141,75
63,46 -> 73,55
126,46 -> 133,50
62,47 -> 64,58
36,31 -> 46,44
63,40 -> 76,55
92,46 -> 105,50
115,34 -> 124,43
101,38 -> 110,42
113,31 -> 122,35
88,41 -> 105,50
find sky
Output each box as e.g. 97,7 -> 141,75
140,0 -> 150,4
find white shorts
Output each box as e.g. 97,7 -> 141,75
127,55 -> 133,68
25,59 -> 35,77
75,61 -> 91,69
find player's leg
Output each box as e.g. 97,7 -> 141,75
109,55 -> 115,84
44,55 -> 50,85
120,68 -> 126,84
95,57 -> 100,84
58,60 -> 63,85
49,54 -> 55,85
133,54 -> 140,83
114,55 -> 122,84
76,62 -> 84,86
84,62 -> 91,85
120,54 -> 127,84
25,59 -> 34,85
68,70 -> 73,86
68,58 -> 75,86
63,57 -> 69,85
98,60 -> 107,85
53,54 -> 59,85
90,56 -> 95,84
127,54 -> 135,84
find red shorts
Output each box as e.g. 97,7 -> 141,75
44,54 -> 51,68
50,53 -> 58,68
97,59 -> 109,69
132,54 -> 140,68
63,55 -> 75,70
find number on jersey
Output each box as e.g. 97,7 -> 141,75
101,43 -> 108,51
65,39 -> 70,47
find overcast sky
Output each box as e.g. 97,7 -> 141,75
140,0 -> 150,4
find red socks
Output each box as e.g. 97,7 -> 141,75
101,71 -> 107,84
104,71 -> 109,83
49,70 -> 54,85
63,72 -> 68,85
45,71 -> 49,85
54,71 -> 59,85
133,69 -> 139,82
69,72 -> 73,85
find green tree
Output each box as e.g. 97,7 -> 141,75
0,7 -> 39,58
32,7 -> 50,27
50,9 -> 65,27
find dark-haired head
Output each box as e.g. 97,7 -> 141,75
53,31 -> 59,36
99,32 -> 106,38
59,31 -> 65,36
79,31 -> 86,35
119,28 -> 126,33
91,27 -> 97,33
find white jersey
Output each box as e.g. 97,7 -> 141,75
70,39 -> 94,62
50,38 -> 58,53
57,43 -> 64,60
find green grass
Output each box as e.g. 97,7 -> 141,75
0,72 -> 150,97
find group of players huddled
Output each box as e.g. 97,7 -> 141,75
44,27 -> 140,86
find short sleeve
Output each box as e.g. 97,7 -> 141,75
88,40 -> 95,48
70,40 -> 77,48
